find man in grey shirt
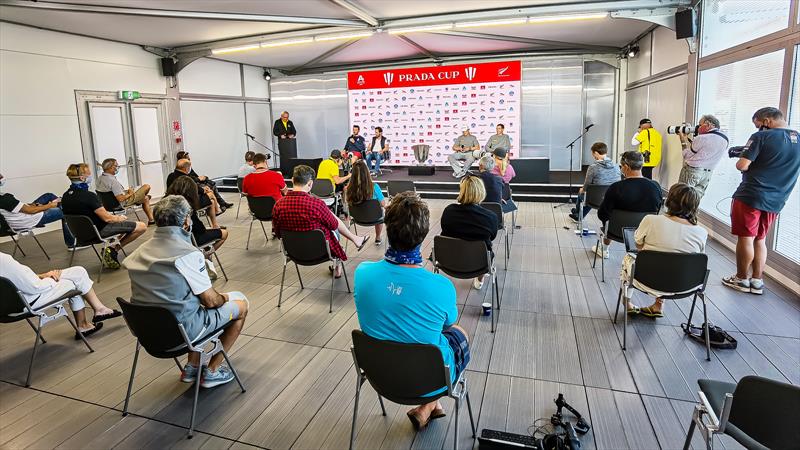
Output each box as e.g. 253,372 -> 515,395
448,127 -> 480,177
678,114 -> 729,197
485,123 -> 511,154
96,158 -> 154,224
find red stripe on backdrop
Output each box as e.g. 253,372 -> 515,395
348,60 -> 521,90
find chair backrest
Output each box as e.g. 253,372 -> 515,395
501,182 -> 512,201
310,179 -> 335,198
606,209 -> 654,242
349,199 -> 384,226
0,277 -> 30,321
352,330 -> 450,404
236,177 -> 244,193
0,213 -> 16,237
584,184 -> 609,209
432,235 -> 491,279
63,215 -> 103,245
480,202 -> 504,229
246,195 -> 276,221
96,190 -> 123,211
387,180 -> 415,197
728,375 -> 800,449
633,251 -> 708,295
117,298 -> 187,358
281,229 -> 332,265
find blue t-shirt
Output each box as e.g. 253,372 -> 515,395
372,183 -> 384,201
354,260 -> 458,389
733,128 -> 800,213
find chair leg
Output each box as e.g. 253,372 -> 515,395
454,397 -> 461,450
220,349 -> 246,393
173,357 -> 183,371
491,272 -> 496,334
69,242 -> 76,266
30,233 -> 50,260
246,219 -> 254,250
465,389 -> 477,438
378,395 -> 387,416
495,270 -> 501,309
259,220 -> 269,244
683,417 -> 696,450
294,262 -> 304,289
188,363 -> 203,438
686,293 -> 698,326
25,317 -> 43,387
600,242 -> 605,282
278,261 -> 288,307
64,310 -> 94,353
702,295 -> 711,361
236,196 -> 242,219
613,285 -> 623,324
123,342 -> 141,416
349,376 -> 363,450
95,244 -> 105,283
329,266 -> 335,314
591,237 -> 599,268
25,318 -> 46,344
10,235 -> 26,257
504,233 -> 509,271
213,252 -> 228,282
622,293 -> 628,351
342,259 -> 351,293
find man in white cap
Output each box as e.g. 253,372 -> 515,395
448,127 -> 481,178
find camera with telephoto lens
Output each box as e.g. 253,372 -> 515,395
728,145 -> 746,158
667,123 -> 698,135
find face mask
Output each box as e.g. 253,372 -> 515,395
113,168 -> 119,175
85,175 -> 94,184
0,179 -> 5,187
759,125 -> 770,131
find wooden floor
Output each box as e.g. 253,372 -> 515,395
1,197 -> 798,450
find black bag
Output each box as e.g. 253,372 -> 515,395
682,322 -> 738,349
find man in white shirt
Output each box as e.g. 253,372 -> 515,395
95,159 -> 155,224
0,173 -> 73,247
677,114 -> 729,197
0,252 -> 122,337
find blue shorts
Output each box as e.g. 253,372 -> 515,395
443,326 -> 471,380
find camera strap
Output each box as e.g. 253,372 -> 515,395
707,130 -> 729,144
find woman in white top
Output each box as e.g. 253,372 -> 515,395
621,183 -> 708,318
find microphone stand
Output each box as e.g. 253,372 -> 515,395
554,126 -> 592,209
245,133 -> 281,168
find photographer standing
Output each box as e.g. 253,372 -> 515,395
631,118 -> 662,180
678,114 -> 729,197
723,107 -> 800,295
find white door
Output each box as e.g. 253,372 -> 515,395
131,104 -> 168,198
88,102 -> 132,187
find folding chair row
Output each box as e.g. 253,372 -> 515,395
0,213 -> 50,260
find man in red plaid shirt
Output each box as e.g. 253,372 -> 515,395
272,165 -> 370,278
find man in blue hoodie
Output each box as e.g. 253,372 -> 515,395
570,142 -> 621,222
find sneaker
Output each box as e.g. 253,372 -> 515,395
67,245 -> 91,251
374,239 -> 382,246
102,247 -> 121,269
201,365 -> 235,389
181,364 -> 198,383
473,276 -> 485,290
749,278 -> 764,295
570,208 -> 577,215
568,213 -> 579,223
592,244 -> 609,259
721,275 -> 750,293
206,260 -> 218,281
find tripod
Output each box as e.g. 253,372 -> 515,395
245,133 -> 280,168
554,124 -> 594,209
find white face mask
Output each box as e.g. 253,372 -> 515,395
0,179 -> 5,187
85,175 -> 94,185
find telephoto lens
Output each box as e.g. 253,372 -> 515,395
667,124 -> 697,135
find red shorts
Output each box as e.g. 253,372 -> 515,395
730,199 -> 777,239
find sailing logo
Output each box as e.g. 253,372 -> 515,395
465,66 -> 477,81
357,75 -> 365,86
383,72 -> 394,85
498,66 -> 509,77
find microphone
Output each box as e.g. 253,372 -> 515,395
245,133 -> 255,139
584,123 -> 594,131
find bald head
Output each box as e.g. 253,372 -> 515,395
176,159 -> 191,173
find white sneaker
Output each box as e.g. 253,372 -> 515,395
473,276 -> 485,290
592,244 -> 609,259
67,245 -> 91,251
748,278 -> 764,295
206,260 -> 218,281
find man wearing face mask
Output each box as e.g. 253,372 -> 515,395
0,173 -> 74,248
677,115 -> 729,198
96,158 -> 155,224
124,195 -> 248,389
723,107 -> 800,295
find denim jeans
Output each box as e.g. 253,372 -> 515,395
365,152 -> 383,172
33,193 -> 74,246
574,193 -> 591,218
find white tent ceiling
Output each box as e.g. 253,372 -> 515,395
0,0 -> 689,74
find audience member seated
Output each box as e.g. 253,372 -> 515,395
492,148 -> 518,213
354,192 -> 469,430
0,252 -> 121,338
345,160 -> 387,245
242,153 -> 287,202
317,150 -> 351,193
476,155 -> 504,205
440,174 -> 498,289
620,183 -> 708,318
595,151 -> 663,259
175,151 -> 233,209
123,195 -> 248,388
238,151 -> 256,178
61,164 -> 146,269
570,142 -> 622,222
0,173 -> 74,247
272,165 -> 369,278
166,176 -> 228,280
95,158 -> 155,224
167,159 -> 223,228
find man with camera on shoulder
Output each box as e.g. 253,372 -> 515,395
677,114 -> 729,198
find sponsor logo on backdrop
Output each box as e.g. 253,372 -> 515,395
384,72 -> 394,85
465,66 -> 477,81
357,75 -> 365,86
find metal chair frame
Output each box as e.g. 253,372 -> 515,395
191,234 -> 228,282
0,213 -> 50,260
244,196 -> 275,250
481,202 -> 510,270
591,209 -> 655,282
575,184 -> 609,236
96,190 -> 142,221
64,215 -> 126,282
310,179 -> 341,216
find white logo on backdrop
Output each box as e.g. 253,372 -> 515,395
383,72 -> 394,85
357,75 -> 365,85
498,66 -> 509,76
465,67 -> 477,81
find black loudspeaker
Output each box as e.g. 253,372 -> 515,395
408,166 -> 436,176
160,58 -> 176,77
675,9 -> 696,39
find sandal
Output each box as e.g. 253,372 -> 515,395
355,235 -> 371,252
92,309 -> 122,323
626,306 -> 640,315
74,322 -> 103,340
431,406 -> 446,420
639,306 -> 664,318
406,409 -> 430,430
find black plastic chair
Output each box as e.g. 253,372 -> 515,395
432,236 -> 501,333
615,246 -> 711,359
481,202 -> 509,270
684,375 -> 800,450
64,215 -> 126,282
117,298 -> 246,439
235,178 -> 246,219
347,199 -> 384,248
310,179 -> 340,215
0,276 -> 93,386
349,330 -> 476,450
576,184 -> 609,234
501,183 -> 518,232
0,212 -> 50,260
244,196 -> 276,250
278,229 -> 350,313
190,234 -> 228,282
97,190 -> 141,221
592,209 -> 655,282
387,180 -> 415,197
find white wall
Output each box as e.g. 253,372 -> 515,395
0,22 -> 165,201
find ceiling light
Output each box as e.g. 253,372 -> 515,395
261,37 -> 314,48
388,24 -> 453,34
263,69 -> 271,81
627,44 -> 640,58
455,17 -> 527,28
315,31 -> 374,42
211,44 -> 260,55
527,13 -> 608,23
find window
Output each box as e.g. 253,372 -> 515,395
773,45 -> 800,264
701,0 -> 792,57
696,50 -> 785,224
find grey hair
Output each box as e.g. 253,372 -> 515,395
101,158 -> 117,170
479,155 -> 495,171
153,195 -> 192,227
699,114 -> 720,129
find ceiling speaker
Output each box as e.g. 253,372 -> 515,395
161,58 -> 176,77
675,9 -> 696,39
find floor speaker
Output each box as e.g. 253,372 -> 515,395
408,166 -> 436,176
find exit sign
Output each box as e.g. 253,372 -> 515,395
118,90 -> 141,100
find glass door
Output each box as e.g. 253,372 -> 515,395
88,102 -> 133,187
131,104 -> 168,198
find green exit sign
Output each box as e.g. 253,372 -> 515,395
118,90 -> 141,100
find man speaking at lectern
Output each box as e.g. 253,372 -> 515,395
273,111 -> 297,139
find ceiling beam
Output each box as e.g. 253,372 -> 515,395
433,30 -> 620,53
285,39 -> 362,74
173,26 -> 349,52
0,0 -> 367,26
328,0 -> 379,26
395,35 -> 439,61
